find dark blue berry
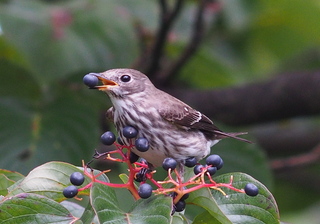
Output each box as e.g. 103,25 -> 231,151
138,183 -> 153,199
70,172 -> 85,186
162,158 -> 177,171
206,166 -> 217,176
184,157 -> 197,167
181,193 -> 189,201
63,185 -> 78,198
123,126 -> 138,138
129,151 -> 139,163
175,200 -> 186,212
206,154 -> 222,167
244,183 -> 259,196
194,164 -> 204,175
135,137 -> 149,152
217,158 -> 224,170
117,137 -> 124,145
100,131 -> 116,145
83,74 -> 99,88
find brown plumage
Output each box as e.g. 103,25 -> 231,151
89,68 -> 251,168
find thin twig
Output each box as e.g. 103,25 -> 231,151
271,143 -> 320,170
134,21 -> 148,55
158,0 -> 208,85
145,0 -> 184,78
159,0 -> 168,14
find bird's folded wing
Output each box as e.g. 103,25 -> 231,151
158,105 -> 252,143
158,104 -> 221,132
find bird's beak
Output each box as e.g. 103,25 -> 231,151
92,73 -> 118,90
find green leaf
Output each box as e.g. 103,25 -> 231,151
118,173 -> 139,190
118,173 -> 129,184
61,200 -> 85,219
7,161 -> 91,201
0,48 -> 39,99
79,199 -> 97,224
213,139 -> 273,188
177,47 -> 238,88
0,0 -> 138,84
0,37 -> 29,69
90,182 -> 172,224
171,213 -> 186,224
0,88 -> 101,173
193,210 -> 223,224
0,175 -> 15,196
0,169 -> 24,182
185,170 -> 279,223
0,169 -> 25,196
212,173 -> 280,224
0,170 -> 24,196
0,193 -> 77,224
90,182 -> 123,223
188,187 -> 232,224
128,195 -> 172,224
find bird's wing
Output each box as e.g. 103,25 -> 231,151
158,103 -> 221,132
158,103 -> 251,143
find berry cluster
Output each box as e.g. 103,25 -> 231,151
63,172 -> 85,198
100,126 -> 149,153
62,126 -> 259,213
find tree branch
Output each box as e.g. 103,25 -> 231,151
168,71 -> 320,125
156,0 -> 209,85
271,143 -> 320,170
159,0 -> 168,14
145,0 -> 184,78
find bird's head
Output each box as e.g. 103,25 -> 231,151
90,69 -> 154,98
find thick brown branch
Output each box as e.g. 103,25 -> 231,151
168,71 -> 320,125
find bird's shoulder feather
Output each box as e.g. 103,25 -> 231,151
106,107 -> 114,122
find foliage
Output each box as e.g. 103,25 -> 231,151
1,0 -> 320,223
0,161 -> 279,223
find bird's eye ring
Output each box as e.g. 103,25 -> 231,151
120,75 -> 131,82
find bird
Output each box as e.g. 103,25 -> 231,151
87,68 -> 251,169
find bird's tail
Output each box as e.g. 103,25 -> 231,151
215,131 -> 253,144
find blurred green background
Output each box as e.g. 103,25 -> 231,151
1,0 -> 320,223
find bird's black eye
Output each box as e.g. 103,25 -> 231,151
120,75 -> 131,82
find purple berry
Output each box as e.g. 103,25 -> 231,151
117,137 -> 124,145
129,151 -> 139,163
138,183 -> 153,199
216,158 -> 224,170
206,166 -> 217,176
83,74 -> 99,88
70,172 -> 85,186
63,185 -> 78,198
175,200 -> 186,212
123,126 -> 138,138
184,157 -> 197,167
135,137 -> 149,152
162,158 -> 177,171
194,164 -> 204,175
206,154 -> 222,167
244,183 -> 259,196
100,131 -> 116,145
